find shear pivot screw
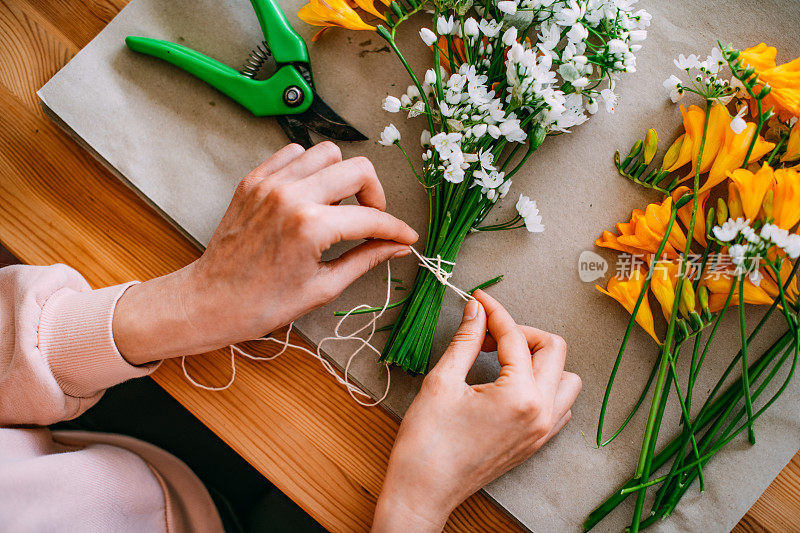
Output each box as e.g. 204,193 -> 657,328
283,86 -> 304,107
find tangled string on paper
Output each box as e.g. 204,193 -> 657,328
181,246 -> 473,406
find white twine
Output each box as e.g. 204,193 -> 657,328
181,246 -> 474,406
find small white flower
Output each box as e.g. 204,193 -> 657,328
573,77 -> 589,88
502,27 -> 518,46
378,124 -> 401,146
487,124 -> 502,139
600,88 -> 618,113
443,164 -> 465,183
538,23 -> 561,51
479,18 -> 502,38
784,234 -> 800,259
728,243 -> 747,266
566,23 -> 588,44
712,217 -> 750,242
382,95 -> 401,113
419,27 -> 437,46
407,101 -> 425,118
585,97 -> 599,114
471,123 -> 488,138
431,131 -> 463,159
663,74 -> 684,103
607,39 -> 628,55
497,1 -> 517,15
516,194 -> 545,233
554,0 -> 585,26
498,179 -> 512,198
437,15 -> 454,35
420,129 -> 431,147
628,29 -> 647,43
478,149 -> 494,171
463,17 -> 479,38
424,68 -> 437,86
406,85 -> 420,99
730,106 -> 747,134
674,53 -> 699,71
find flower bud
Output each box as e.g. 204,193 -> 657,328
716,197 -> 728,225
678,278 -> 696,319
698,285 -> 709,311
621,139 -> 643,169
727,182 -> 743,219
419,27 -> 436,46
762,189 -> 774,219
643,128 -> 658,164
463,17 -> 479,38
662,135 -> 685,170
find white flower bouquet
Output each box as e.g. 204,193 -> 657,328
299,0 -> 651,373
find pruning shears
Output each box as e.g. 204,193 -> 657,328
125,0 -> 366,148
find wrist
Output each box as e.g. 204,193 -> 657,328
373,469 -> 454,533
112,264 -> 214,364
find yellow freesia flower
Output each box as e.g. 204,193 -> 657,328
738,43 -> 800,122
738,43 -> 778,72
596,269 -> 660,343
651,260 -> 679,320
772,167 -> 800,230
782,123 -> 800,163
664,104 -> 727,176
671,186 -> 710,247
298,0 -> 381,39
759,57 -> 800,122
727,163 -> 775,221
702,121 -> 775,193
619,197 -> 687,258
702,271 -> 774,312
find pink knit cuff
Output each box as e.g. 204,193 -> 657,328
38,282 -> 161,398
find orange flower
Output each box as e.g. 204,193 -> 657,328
738,44 -> 800,121
738,43 -> 777,72
298,0 -> 383,39
596,269 -> 660,343
771,167 -> 800,230
598,197 -> 687,258
671,186 -> 710,246
727,163 -> 775,221
650,260 -> 679,320
702,271 -> 774,312
702,122 -> 775,193
782,123 -> 800,163
758,58 -> 800,122
664,104 -> 728,177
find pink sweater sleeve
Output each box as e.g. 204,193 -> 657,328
0,264 -> 160,426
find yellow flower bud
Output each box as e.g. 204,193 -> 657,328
698,285 -> 709,310
762,189 -> 774,219
716,197 -> 728,225
643,128 -> 658,165
662,134 -> 685,170
679,278 -> 696,319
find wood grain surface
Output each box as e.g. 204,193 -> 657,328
0,0 -> 795,531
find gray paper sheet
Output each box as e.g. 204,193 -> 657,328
39,0 -> 800,530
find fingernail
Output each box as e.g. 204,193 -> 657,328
392,248 -> 412,259
463,300 -> 479,321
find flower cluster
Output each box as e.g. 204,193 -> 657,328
589,42 -> 800,533
298,0 -> 648,374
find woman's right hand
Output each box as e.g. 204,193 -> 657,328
373,290 -> 582,532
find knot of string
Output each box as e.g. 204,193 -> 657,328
181,246 -> 473,406
408,247 -> 474,302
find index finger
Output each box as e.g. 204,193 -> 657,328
320,205 -> 419,246
473,290 -> 533,378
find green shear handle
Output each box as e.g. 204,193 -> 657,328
126,0 -> 313,117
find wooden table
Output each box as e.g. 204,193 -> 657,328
0,1 -> 797,531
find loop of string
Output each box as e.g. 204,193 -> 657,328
181,246 -> 473,406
